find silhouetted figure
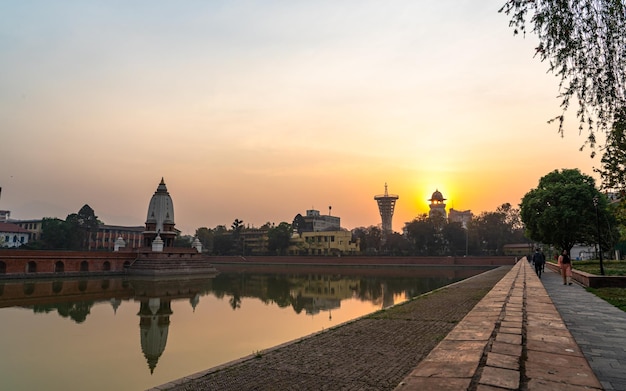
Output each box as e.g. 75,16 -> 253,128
532,248 -> 545,278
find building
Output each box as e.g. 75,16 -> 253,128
0,210 -> 10,222
91,224 -> 145,250
292,208 -> 340,233
448,208 -> 473,227
240,228 -> 269,255
11,219 -> 43,241
0,222 -> 30,248
428,189 -> 447,219
143,178 -> 177,247
374,183 -> 399,233
289,229 -> 359,256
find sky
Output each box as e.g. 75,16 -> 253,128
0,1 -> 601,235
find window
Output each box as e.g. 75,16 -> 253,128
54,261 -> 64,273
80,261 -> 89,272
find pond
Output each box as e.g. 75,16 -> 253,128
0,265 -> 492,390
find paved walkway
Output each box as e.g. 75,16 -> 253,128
395,260 -> 609,390
152,260 -> 626,391
541,266 -> 626,391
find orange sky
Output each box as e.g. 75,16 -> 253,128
0,1 -> 599,234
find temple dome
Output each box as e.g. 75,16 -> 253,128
429,189 -> 446,202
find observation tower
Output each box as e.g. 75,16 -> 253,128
374,183 -> 399,233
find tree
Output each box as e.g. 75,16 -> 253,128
39,217 -> 74,249
173,234 -> 194,247
520,168 -> 618,253
442,221 -> 467,256
404,214 -> 441,256
76,204 -> 99,250
195,227 -> 214,253
500,1 -> 626,149
595,107 -> 626,191
212,225 -> 233,255
351,226 -> 383,255
267,222 -> 292,255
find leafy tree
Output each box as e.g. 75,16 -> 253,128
267,222 -> 292,255
520,168 -> 618,253
442,221 -> 467,256
404,214 -> 441,255
595,107 -> 626,191
351,226 -> 383,255
212,225 -> 233,255
76,204 -> 99,250
500,0 -> 626,149
195,227 -> 214,252
382,232 -> 411,255
63,213 -> 84,249
173,234 -> 194,247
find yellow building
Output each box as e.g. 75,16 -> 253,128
289,230 -> 359,256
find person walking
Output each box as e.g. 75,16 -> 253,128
532,248 -> 545,277
558,249 -> 573,285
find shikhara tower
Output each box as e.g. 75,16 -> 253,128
143,178 -> 177,247
374,183 -> 399,233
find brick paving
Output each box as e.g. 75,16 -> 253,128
149,266 -> 511,391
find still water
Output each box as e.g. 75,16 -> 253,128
0,265 -> 491,390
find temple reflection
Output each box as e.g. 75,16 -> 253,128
138,298 -> 172,374
0,266 -> 491,374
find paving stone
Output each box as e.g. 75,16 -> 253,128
479,366 -> 519,389
485,352 -> 519,370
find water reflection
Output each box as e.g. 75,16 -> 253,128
0,266 -> 492,390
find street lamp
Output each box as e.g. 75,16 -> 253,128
592,196 -> 606,275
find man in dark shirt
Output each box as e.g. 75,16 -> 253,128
532,248 -> 545,277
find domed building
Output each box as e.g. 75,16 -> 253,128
143,178 -> 177,248
428,189 -> 447,219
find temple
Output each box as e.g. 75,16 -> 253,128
143,178 -> 177,248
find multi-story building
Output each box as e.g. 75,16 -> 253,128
12,219 -> 44,241
292,208 -> 340,233
91,224 -> 145,250
240,228 -> 269,255
289,229 -> 359,256
0,222 -> 30,248
448,208 -> 473,227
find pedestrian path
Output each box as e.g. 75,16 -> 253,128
395,259 -> 604,390
541,266 -> 626,391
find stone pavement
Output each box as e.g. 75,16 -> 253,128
396,259 -> 604,390
152,260 -> 624,391
541,266 -> 626,391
